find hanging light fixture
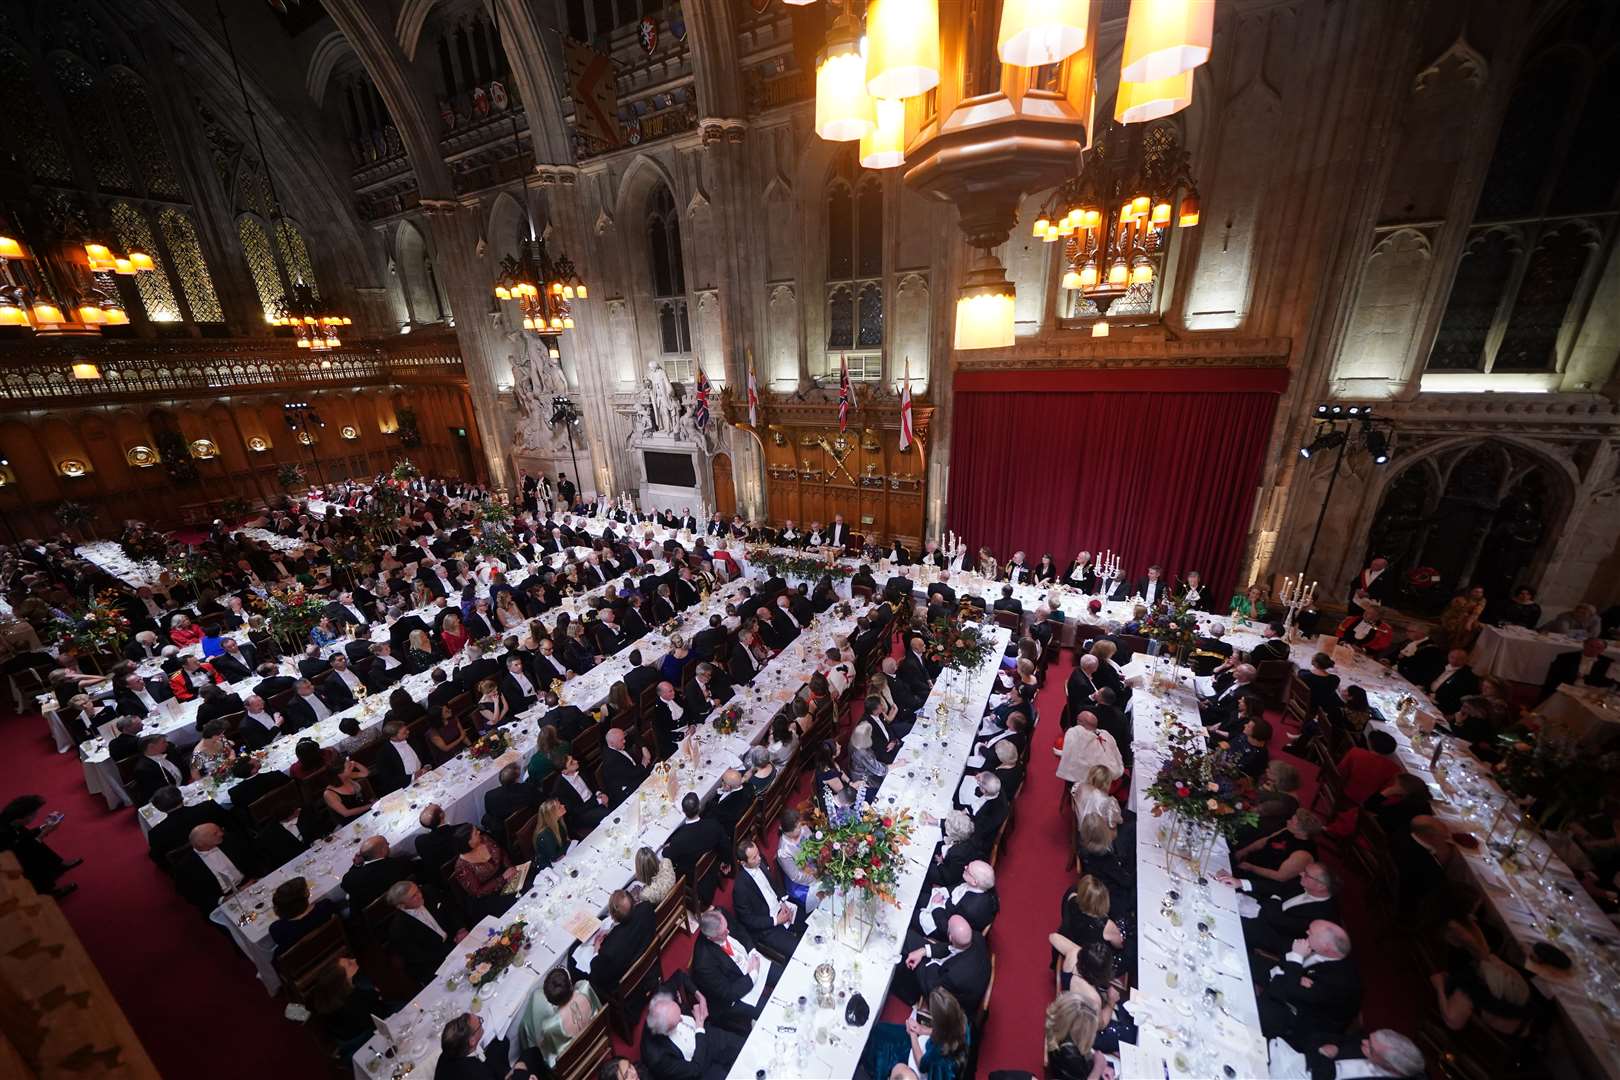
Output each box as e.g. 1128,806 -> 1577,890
860,98 -> 907,170
998,0 -> 1091,67
954,248 -> 1016,351
0,235 -> 26,260
1035,120 -> 1200,325
864,0 -> 940,100
815,3 -> 875,142
1120,0 -> 1215,83
1114,70 -> 1194,124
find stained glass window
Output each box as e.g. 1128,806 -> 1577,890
49,52 -> 132,191
158,208 -> 223,323
111,202 -> 181,322
825,152 -> 883,375
237,216 -> 284,320
276,219 -> 318,296
857,283 -> 884,348
0,38 -> 71,181
1494,224 -> 1595,371
1428,230 -> 1516,372
237,160 -> 277,219
106,69 -> 181,198
827,286 -> 853,349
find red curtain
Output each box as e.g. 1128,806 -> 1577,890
945,368 -> 1285,603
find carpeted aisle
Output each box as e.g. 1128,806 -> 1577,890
0,708 -> 330,1079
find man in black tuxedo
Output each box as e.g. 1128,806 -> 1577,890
665,793 -> 728,907
826,514 -> 851,550
364,642 -> 409,692
132,735 -> 186,805
371,721 -> 429,795
481,763 -> 541,846
195,685 -> 245,726
208,638 -> 257,684
913,859 -> 999,938
992,585 -> 1023,618
1346,557 -> 1391,618
325,589 -> 372,628
107,717 -> 147,763
123,630 -> 164,662
1256,920 -> 1361,1053
223,758 -> 291,830
387,880 -> 469,990
600,727 -> 651,806
731,839 -> 803,959
145,786 -> 232,867
683,662 -> 731,721
114,672 -> 172,719
898,635 -> 936,699
295,645 -> 332,681
498,654 -> 541,715
1541,637 -> 1616,701
1307,1028 -> 1427,1080
251,661 -> 296,703
456,643 -> 507,693
413,804 -> 470,875
279,678 -> 336,732
702,770 -> 754,852
552,752 -> 611,836
640,990 -> 743,1080
753,606 -> 792,653
690,615 -> 725,662
430,1012 -> 528,1080
726,633 -> 759,686
623,649 -> 662,703
1239,861 -> 1342,959
689,907 -> 782,1032
584,889 -> 656,1000
173,822 -> 264,912
896,915 -> 992,1016
1422,648 -> 1480,716
526,637 -> 571,686
1133,565 -> 1169,607
648,681 -> 689,760
341,835 -> 419,914
426,668 -> 461,714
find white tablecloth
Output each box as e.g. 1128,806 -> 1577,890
1538,684 -> 1620,745
1471,623 -> 1620,685
727,627 -> 1012,1080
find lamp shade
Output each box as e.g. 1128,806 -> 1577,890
1178,192 -> 1201,227
0,235 -> 26,259
102,306 -> 130,325
31,302 -> 64,324
865,0 -> 940,99
83,243 -> 113,270
954,290 -> 1015,350
1121,0 -> 1214,83
0,302 -> 28,326
860,97 -> 908,169
129,250 -> 155,272
77,304 -> 105,325
816,41 -> 875,141
998,0 -> 1090,67
1114,69 -> 1193,123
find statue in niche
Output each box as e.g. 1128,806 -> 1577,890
645,360 -> 678,434
506,331 -> 568,451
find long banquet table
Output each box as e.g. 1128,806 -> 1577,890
350,601 -> 879,1078
1470,622 -> 1620,686
724,625 -> 1012,1079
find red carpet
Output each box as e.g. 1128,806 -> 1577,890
0,708 -> 330,1079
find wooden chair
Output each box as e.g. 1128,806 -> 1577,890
1253,660 -> 1296,710
653,874 -> 687,949
295,765 -> 335,807
964,953 -> 997,1080
247,779 -> 302,828
573,721 -> 603,776
505,807 -> 538,863
551,1007 -> 613,1080
602,935 -> 662,1041
852,583 -> 875,601
115,754 -> 142,795
1118,633 -> 1150,655
272,915 -> 349,1003
638,684 -> 660,724
684,850 -> 718,916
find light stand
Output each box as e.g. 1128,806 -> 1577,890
1299,404 -> 1392,579
549,396 -> 582,499
283,402 -> 327,486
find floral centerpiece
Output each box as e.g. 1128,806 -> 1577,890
169,546 -> 221,598
475,527 -> 515,560
1490,728 -> 1614,826
50,589 -> 132,655
796,802 -> 915,946
253,586 -> 327,652
477,497 -> 513,526
925,618 -> 995,671
469,728 -> 512,760
390,458 -> 421,484
276,462 -> 307,492
55,500 -> 96,537
1145,721 -> 1259,852
465,921 -> 528,987
117,522 -> 169,564
747,546 -> 854,581
1141,600 -> 1200,653
713,703 -> 744,735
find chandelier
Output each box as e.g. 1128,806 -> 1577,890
494,238 -> 586,334
0,224 -> 150,331
271,281 -> 351,351
809,0 -> 1215,349
1037,122 -> 1199,325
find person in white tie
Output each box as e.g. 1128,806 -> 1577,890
1053,710 -> 1123,803
773,594 -> 801,631
328,654 -> 365,697
187,823 -> 248,896
293,679 -> 332,724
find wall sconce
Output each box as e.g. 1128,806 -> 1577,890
339,425 -> 359,440
189,439 -> 220,459
297,431 -> 315,446
58,459 -> 89,477
126,445 -> 160,468
246,436 -> 271,453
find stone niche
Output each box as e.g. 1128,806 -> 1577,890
629,430 -> 709,519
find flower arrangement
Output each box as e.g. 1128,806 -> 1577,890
1141,600 -> 1200,653
254,586 -> 327,651
390,458 -> 421,484
477,497 -> 513,526
925,618 -> 996,671
475,528 -> 515,560
55,500 -> 96,532
469,728 -> 512,759
276,462 -> 307,491
747,547 -> 854,581
170,547 -> 221,593
1144,721 -> 1259,839
117,522 -> 169,564
50,589 -> 132,654
713,703 -> 743,735
795,803 -> 916,904
465,921 -> 528,987
219,496 -> 254,522
1490,728 -> 1615,823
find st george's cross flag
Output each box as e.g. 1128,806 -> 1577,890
838,354 -> 855,432
747,358 -> 759,428
899,358 -> 915,451
694,364 -> 710,430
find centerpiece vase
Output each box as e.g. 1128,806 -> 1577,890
828,884 -> 876,949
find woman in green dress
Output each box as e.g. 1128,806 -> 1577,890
862,988 -> 971,1080
521,966 -> 601,1066
1229,584 -> 1270,623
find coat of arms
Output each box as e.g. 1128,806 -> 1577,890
637,16 -> 658,54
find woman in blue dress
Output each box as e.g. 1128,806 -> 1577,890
862,988 -> 970,1080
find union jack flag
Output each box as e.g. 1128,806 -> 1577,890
838,354 -> 852,432
694,365 -> 710,430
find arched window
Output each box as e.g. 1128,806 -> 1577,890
157,208 -> 223,323
1426,26 -> 1620,378
111,202 -> 181,323
48,52 -> 131,191
825,153 -> 884,380
232,156 -> 322,318
0,37 -> 70,181
237,216 -> 283,321
105,68 -> 181,198
646,183 -> 692,380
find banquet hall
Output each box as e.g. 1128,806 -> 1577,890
2,1 -> 1619,1078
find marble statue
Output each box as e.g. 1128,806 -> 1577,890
645,360 -> 677,433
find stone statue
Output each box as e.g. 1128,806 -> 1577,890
645,360 -> 677,433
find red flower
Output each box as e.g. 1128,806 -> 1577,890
882,817 -> 893,828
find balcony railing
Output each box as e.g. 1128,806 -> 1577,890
0,332 -> 465,408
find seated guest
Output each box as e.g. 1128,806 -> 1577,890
427,704 -> 469,762
169,613 -> 204,648
1236,760 -> 1302,848
1364,774 -> 1432,838
582,889 -> 655,1001
741,746 -> 776,797
1424,648 -> 1481,715
451,827 -> 518,921
340,835 -> 418,913
1222,716 -> 1272,781
629,845 -> 677,906
1392,815 -> 1461,919
1199,664 -> 1256,731
289,737 -> 339,781
499,655 -> 539,714
1051,874 -> 1125,989
1430,917 -> 1539,1039
862,987 -> 971,1080
132,735 -> 187,805
174,822 -> 263,913
690,907 -> 780,1031
1054,710 -> 1123,806
1336,730 -> 1401,806
665,793 -> 728,908
1257,920 -> 1360,1053
1241,861 -> 1342,958
917,859 -> 998,939
521,801 -> 571,878
703,772 -> 752,854
1220,809 -> 1323,899
640,990 -> 743,1080
774,809 -> 821,911
434,1012 -> 535,1080
307,956 -> 394,1061
552,752 -> 610,836
648,681 -> 689,761
847,720 -> 889,789
927,810 -> 984,891
387,880 -> 468,988
525,726 -> 566,786
521,966 -> 601,1067
482,762 -> 541,847
1336,605 -> 1394,654
896,914 -> 991,1016
1296,652 -> 1342,735
269,876 -> 344,955
1541,637 -> 1615,700
1494,587 -> 1542,630
372,720 -> 429,795
1541,602 -> 1602,640
188,720 -> 237,783
600,727 -> 651,805
145,786 -> 231,867
731,838 -> 804,958
1309,1028 -> 1426,1080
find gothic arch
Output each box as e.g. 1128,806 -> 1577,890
485,190 -> 528,269
615,154 -> 683,226
305,29 -> 356,106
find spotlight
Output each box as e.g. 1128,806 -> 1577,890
1364,426 -> 1389,464
1314,404 -> 1329,416
1300,429 -> 1347,460
1329,405 -> 1343,415
1346,405 -> 1362,416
